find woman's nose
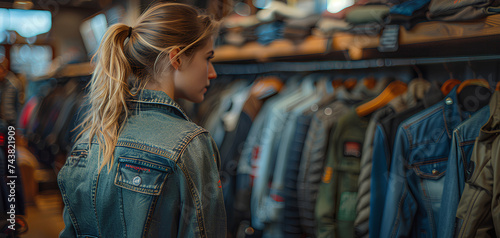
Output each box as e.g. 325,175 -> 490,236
208,62 -> 217,80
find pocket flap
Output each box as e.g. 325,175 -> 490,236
114,157 -> 171,195
411,157 -> 447,180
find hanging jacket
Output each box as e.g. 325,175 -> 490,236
369,82 -> 451,238
315,109 -> 370,238
380,86 -> 474,238
356,78 -> 432,238
438,105 -> 490,238
57,89 -> 226,238
455,90 -> 500,237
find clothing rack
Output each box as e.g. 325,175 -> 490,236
213,54 -> 500,75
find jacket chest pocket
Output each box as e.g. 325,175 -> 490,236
410,157 -> 447,202
114,157 -> 171,195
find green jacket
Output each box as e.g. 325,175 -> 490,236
456,90 -> 500,237
315,109 -> 369,238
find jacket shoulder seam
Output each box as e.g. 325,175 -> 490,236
116,140 -> 175,162
173,127 -> 208,162
402,105 -> 443,129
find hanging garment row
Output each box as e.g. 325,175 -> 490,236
194,74 -> 500,238
18,76 -> 88,170
0,75 -> 88,236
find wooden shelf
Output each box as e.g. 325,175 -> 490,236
213,36 -> 329,62
213,14 -> 500,62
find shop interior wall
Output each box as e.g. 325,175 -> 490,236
51,8 -> 96,64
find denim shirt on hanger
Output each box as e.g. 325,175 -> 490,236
260,81 -> 325,238
252,78 -> 316,232
234,79 -> 301,220
380,86 -> 475,238
438,105 -> 489,238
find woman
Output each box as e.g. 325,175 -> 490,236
57,3 -> 226,237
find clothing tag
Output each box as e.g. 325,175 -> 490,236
125,164 -> 151,173
322,167 -> 333,184
378,25 -> 399,52
344,141 -> 362,158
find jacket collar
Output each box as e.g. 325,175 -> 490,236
443,86 -> 474,139
480,90 -> 500,138
423,81 -> 444,108
130,89 -> 191,122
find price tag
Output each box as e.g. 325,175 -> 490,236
378,25 -> 400,52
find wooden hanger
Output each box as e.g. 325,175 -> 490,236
332,78 -> 343,89
363,76 -> 377,89
344,78 -> 357,90
441,79 -> 461,95
356,80 -> 407,117
250,76 -> 284,99
496,81 -> 500,91
457,79 -> 490,93
440,62 -> 461,95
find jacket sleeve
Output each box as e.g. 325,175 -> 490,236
493,139 -> 500,236
380,126 -> 417,238
368,124 -> 390,238
438,129 -> 463,238
315,121 -> 340,238
176,132 -> 227,238
354,117 -> 376,238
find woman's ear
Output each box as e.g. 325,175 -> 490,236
169,48 -> 182,70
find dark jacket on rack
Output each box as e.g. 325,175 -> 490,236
455,90 -> 500,238
57,89 -> 226,238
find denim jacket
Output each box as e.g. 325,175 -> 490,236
57,89 -> 226,238
380,87 -> 473,238
438,105 -> 489,238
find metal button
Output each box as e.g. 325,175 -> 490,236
432,169 -> 439,175
324,107 -> 333,116
311,104 -> 319,112
133,176 -> 142,186
445,97 -> 453,105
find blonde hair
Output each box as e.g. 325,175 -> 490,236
77,3 -> 218,173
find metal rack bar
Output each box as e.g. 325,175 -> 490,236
214,55 -> 500,75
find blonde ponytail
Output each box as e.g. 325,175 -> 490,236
78,24 -> 132,173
